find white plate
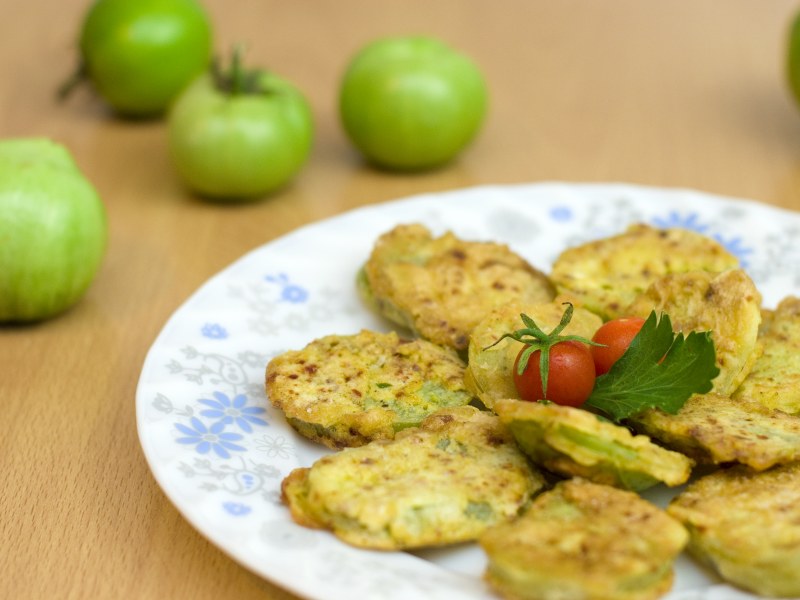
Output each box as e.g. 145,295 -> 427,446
137,182 -> 800,600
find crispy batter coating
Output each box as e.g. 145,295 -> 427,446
667,463 -> 800,598
733,295 -> 800,414
480,478 -> 688,600
465,301 -> 602,410
493,399 -> 692,491
358,223 -> 555,352
550,224 -> 739,320
632,393 -> 800,470
266,330 -> 473,449
281,406 -> 546,550
625,269 -> 762,396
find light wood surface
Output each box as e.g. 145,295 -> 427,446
3,1 -> 800,598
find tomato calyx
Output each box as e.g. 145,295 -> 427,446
485,303 -> 604,397
212,46 -> 274,97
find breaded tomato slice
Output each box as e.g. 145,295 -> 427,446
668,463 -> 800,598
480,478 -> 688,600
465,301 -> 602,410
494,399 -> 692,491
281,406 -> 546,550
550,224 -> 739,320
358,223 -> 555,352
625,268 -> 762,396
632,393 -> 800,471
266,330 -> 473,449
733,295 -> 800,415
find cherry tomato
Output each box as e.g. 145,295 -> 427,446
513,341 -> 596,407
339,35 -> 488,171
591,317 -> 646,375
69,0 -> 213,117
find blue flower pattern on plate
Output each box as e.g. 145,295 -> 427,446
265,273 -> 308,303
223,501 -> 252,517
175,417 -> 247,459
201,323 -> 228,339
199,391 -> 268,433
550,206 -> 573,222
650,211 -> 754,267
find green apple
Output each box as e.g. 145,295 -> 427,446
0,138 -> 107,322
339,35 -> 488,171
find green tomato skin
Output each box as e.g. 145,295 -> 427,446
79,0 -> 212,117
788,12 -> 800,108
339,36 -> 488,171
168,73 -> 314,200
0,139 -> 107,322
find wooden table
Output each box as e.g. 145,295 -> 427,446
3,1 -> 799,598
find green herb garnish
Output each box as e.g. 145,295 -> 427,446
585,311 -> 719,421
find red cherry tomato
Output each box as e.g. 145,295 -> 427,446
513,341 -> 596,407
591,317 -> 646,375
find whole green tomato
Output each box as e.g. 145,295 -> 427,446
168,52 -> 314,200
0,139 -> 107,322
67,0 -> 213,117
339,36 -> 488,171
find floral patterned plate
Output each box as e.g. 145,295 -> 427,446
137,182 -> 800,600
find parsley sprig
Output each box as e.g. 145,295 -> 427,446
585,311 -> 719,421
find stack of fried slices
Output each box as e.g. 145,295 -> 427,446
266,223 -> 800,600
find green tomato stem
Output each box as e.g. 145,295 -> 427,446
230,46 -> 245,96
57,61 -> 89,102
212,45 -> 273,97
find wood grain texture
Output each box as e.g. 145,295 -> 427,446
2,1 -> 799,598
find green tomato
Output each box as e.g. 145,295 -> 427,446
788,11 -> 800,108
0,139 -> 107,322
74,0 -> 212,117
168,53 -> 314,200
339,36 -> 488,171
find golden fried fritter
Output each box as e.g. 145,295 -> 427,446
480,478 -> 688,600
265,330 -> 473,449
667,463 -> 800,598
465,301 -> 602,410
281,406 -> 546,550
550,224 -> 739,320
632,393 -> 800,470
733,295 -> 800,414
625,268 -> 762,396
358,223 -> 555,352
493,399 -> 692,491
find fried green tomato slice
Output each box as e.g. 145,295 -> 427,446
493,399 -> 692,491
281,406 -> 546,550
465,301 -> 602,410
480,478 -> 688,600
733,295 -> 800,415
265,329 -> 473,449
632,393 -> 800,471
667,463 -> 800,598
625,268 -> 762,396
358,223 -> 555,352
550,224 -> 740,320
